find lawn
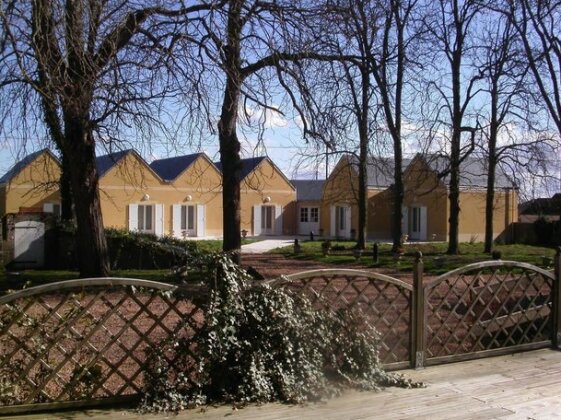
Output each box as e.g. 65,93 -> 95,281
271,240 -> 557,275
0,239 -> 259,292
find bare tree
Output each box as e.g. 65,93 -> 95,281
476,12 -> 529,253
423,0 -> 482,254
177,0 -> 336,260
505,0 -> 561,189
0,1 -> 215,276
367,0 -> 419,252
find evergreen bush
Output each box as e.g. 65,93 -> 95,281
140,254 -> 421,412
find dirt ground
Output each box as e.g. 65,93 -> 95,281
240,253 -> 414,281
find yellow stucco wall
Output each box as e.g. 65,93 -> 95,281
0,151 -> 61,216
458,188 -> 518,242
240,158 -> 296,235
402,157 -> 449,241
99,152 -> 224,237
326,155 -> 517,242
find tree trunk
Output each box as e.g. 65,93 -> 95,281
484,156 -> 496,253
484,81 -> 499,253
392,151 -> 404,251
219,0 -> 243,263
447,160 -> 461,255
60,152 -> 73,222
63,116 -> 109,277
446,5 -> 463,256
356,68 -> 369,250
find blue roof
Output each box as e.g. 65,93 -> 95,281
214,156 -> 267,180
0,149 -> 56,184
96,149 -> 132,176
149,153 -> 203,181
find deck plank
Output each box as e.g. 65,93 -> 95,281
4,349 -> 561,420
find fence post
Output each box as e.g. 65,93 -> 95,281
412,251 -> 426,369
553,247 -> 561,350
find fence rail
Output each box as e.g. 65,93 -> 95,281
1,249 -> 560,413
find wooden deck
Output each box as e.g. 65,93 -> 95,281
7,349 -> 561,420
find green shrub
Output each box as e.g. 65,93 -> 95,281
140,254 -> 420,412
105,228 -> 198,270
55,226 -> 201,270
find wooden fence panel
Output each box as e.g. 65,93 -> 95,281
267,269 -> 413,369
423,261 -> 555,366
0,279 -> 206,413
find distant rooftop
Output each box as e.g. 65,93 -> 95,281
150,153 -> 204,181
214,156 -> 267,180
345,154 -> 515,189
96,149 -> 131,177
291,180 -> 325,201
0,149 -> 57,184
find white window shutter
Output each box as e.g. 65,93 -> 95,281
345,206 -> 351,237
196,204 -> 205,237
155,204 -> 164,236
172,204 -> 181,238
128,204 -> 138,231
274,205 -> 283,235
43,203 -> 54,213
253,205 -> 261,236
401,206 -> 408,236
330,206 -> 336,237
420,206 -> 428,240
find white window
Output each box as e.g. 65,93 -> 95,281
181,205 -> 196,231
300,207 -> 309,223
337,206 -> 347,230
310,207 -> 319,223
43,202 -> 61,217
261,205 -> 274,230
137,204 -> 154,232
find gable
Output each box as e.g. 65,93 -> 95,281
0,149 -> 60,185
323,156 -> 358,202
242,158 -> 295,191
150,153 -> 205,181
98,151 -> 163,188
171,154 -> 222,191
403,155 -> 444,193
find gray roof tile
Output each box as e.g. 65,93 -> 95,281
291,180 -> 325,201
150,153 -> 204,181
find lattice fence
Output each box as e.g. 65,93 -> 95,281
1,256 -> 559,413
268,269 -> 413,368
423,261 -> 555,365
0,279 -> 206,411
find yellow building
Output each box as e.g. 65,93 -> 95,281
0,149 -> 297,239
215,157 -> 297,236
96,150 -> 224,238
291,180 -> 325,236
321,154 -> 518,242
0,149 -> 62,216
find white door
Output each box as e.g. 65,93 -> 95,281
410,207 -> 427,240
172,204 -> 206,238
298,206 -> 320,235
336,206 -> 351,239
183,205 -> 197,237
261,205 -> 274,235
14,221 -> 45,267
